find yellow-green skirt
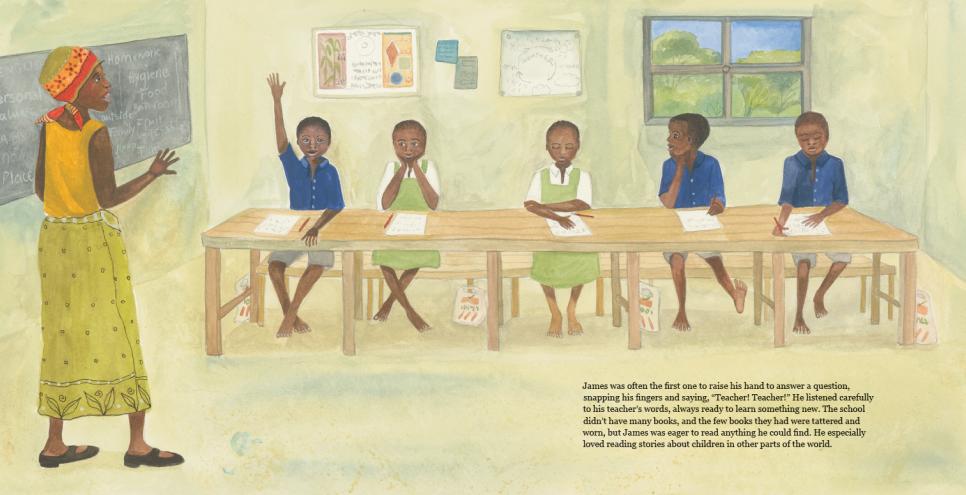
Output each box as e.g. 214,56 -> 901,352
37,211 -> 151,420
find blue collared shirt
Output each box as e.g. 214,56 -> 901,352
279,144 -> 345,211
658,151 -> 726,208
777,150 -> 848,207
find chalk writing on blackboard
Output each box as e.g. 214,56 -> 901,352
500,30 -> 581,97
0,34 -> 191,206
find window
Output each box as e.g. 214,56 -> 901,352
644,17 -> 810,125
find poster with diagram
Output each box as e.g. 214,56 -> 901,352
500,30 -> 581,96
313,27 -> 418,96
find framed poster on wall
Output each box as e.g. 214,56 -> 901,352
312,27 -> 418,97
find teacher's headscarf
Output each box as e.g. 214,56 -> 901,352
36,46 -> 101,129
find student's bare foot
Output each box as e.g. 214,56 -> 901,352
293,317 -> 311,334
733,279 -> 747,314
406,311 -> 432,332
373,305 -> 391,322
567,316 -> 583,336
813,297 -> 828,319
547,312 -> 563,338
276,312 -> 296,338
793,317 -> 811,334
672,312 -> 691,332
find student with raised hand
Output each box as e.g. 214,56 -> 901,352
266,72 -> 345,338
659,113 -> 747,332
524,121 -> 599,338
33,45 -> 182,468
372,120 -> 440,331
772,111 -> 850,335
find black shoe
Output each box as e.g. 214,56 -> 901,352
38,445 -> 99,468
123,448 -> 184,468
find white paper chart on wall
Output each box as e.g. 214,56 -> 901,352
500,30 -> 581,97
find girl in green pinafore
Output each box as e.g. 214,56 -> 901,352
372,120 -> 440,331
524,121 -> 599,338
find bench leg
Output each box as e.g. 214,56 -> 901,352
887,273 -> 895,321
205,247 -> 223,356
366,278 -> 374,320
860,276 -> 867,313
610,252 -> 621,328
467,278 -> 474,286
511,277 -> 520,318
772,252 -> 785,347
753,252 -> 763,326
378,279 -> 384,307
871,253 -> 881,325
595,278 -> 604,316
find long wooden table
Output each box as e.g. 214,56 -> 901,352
201,206 -> 919,356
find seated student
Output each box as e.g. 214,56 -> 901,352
772,111 -> 849,334
372,120 -> 440,331
659,113 -> 746,332
266,73 -> 345,338
524,121 -> 599,338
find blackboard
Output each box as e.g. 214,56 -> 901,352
0,34 -> 191,206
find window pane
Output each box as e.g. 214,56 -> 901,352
731,73 -> 802,117
651,21 -> 722,65
653,74 -> 723,117
731,20 -> 802,64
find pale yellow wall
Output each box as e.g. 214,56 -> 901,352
205,0 -> 932,249
0,0 -> 207,338
923,0 -> 966,278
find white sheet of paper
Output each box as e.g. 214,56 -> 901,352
676,210 -> 722,232
546,214 -> 592,237
254,214 -> 302,236
385,213 -> 428,236
785,213 -> 832,236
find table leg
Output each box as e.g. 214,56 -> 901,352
611,253 -> 621,328
342,251 -> 357,356
204,247 -> 223,356
595,278 -> 604,316
353,252 -> 364,320
249,249 -> 260,323
627,252 -> 641,350
753,251 -> 763,326
771,253 -> 785,347
871,253 -> 881,325
487,252 -> 502,351
497,253 -> 505,325
899,252 -> 916,345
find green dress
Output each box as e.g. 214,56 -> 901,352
371,161 -> 441,270
531,167 -> 600,288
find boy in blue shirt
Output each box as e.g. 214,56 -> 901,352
659,113 -> 747,332
266,73 -> 345,338
772,111 -> 849,335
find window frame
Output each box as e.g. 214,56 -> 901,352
643,16 -> 812,126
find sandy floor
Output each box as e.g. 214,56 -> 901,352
3,252 -> 965,494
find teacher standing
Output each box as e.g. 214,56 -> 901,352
34,46 -> 183,468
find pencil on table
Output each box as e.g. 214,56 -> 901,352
383,213 -> 395,229
298,217 -> 310,232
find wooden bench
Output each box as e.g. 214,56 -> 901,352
251,251 -> 897,327
604,252 -> 898,327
